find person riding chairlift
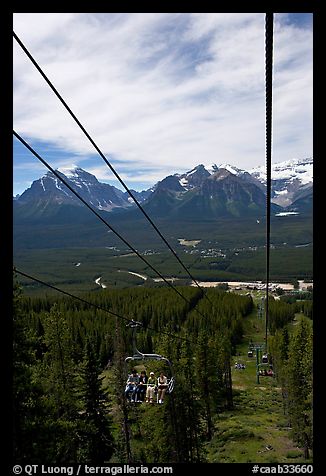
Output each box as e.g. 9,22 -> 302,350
135,370 -> 148,402
145,372 -> 156,404
125,369 -> 139,402
157,372 -> 168,404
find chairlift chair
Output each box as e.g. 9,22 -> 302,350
124,320 -> 175,399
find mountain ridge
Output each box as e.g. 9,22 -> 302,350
14,157 -> 313,222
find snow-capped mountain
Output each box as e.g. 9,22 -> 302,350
211,163 -> 266,192
148,158 -> 313,214
176,164 -> 211,190
155,157 -> 313,206
249,157 -> 313,185
15,157 -> 313,220
144,166 -> 282,220
18,166 -> 130,211
249,157 -> 313,207
173,158 -> 313,208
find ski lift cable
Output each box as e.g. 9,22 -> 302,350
13,130 -> 208,320
13,31 -> 213,307
264,13 -> 274,348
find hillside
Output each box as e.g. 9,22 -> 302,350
205,293 -> 311,463
13,283 -> 313,464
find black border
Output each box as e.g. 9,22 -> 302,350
5,3 -> 321,474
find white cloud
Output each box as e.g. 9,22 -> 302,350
13,13 -> 313,190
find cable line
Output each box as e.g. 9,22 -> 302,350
13,30 -> 212,304
13,130 -> 208,320
264,13 -> 274,347
14,267 -> 195,344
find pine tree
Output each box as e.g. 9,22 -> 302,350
35,303 -> 81,462
41,303 -> 77,417
113,318 -> 133,463
269,326 -> 290,416
77,339 -> 115,462
195,330 -> 217,439
214,333 -> 233,411
171,339 -> 206,462
12,279 -> 44,463
287,316 -> 313,459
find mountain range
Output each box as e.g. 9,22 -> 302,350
15,166 -> 149,211
14,157 -> 313,223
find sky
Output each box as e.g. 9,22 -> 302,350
13,12 -> 313,196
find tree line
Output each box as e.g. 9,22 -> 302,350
268,295 -> 313,459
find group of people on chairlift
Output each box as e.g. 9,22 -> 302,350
125,369 -> 168,404
258,368 -> 274,376
234,362 -> 246,369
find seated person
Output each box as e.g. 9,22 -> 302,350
145,371 -> 156,403
157,372 -> 168,404
125,369 -> 139,402
135,370 -> 148,402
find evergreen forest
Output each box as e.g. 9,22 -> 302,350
12,276 -> 313,465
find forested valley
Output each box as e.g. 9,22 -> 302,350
12,277 -> 313,464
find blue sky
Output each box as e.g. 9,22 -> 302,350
13,13 -> 313,195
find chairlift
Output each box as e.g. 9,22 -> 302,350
247,350 -> 253,358
258,364 -> 274,377
234,361 -> 246,370
124,320 -> 175,398
261,354 -> 269,364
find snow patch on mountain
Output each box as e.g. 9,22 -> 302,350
179,178 -> 189,187
205,164 -> 219,174
57,165 -> 81,177
249,157 -> 313,206
249,157 -> 313,184
214,164 -> 245,176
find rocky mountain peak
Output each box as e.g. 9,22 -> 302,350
209,168 -> 235,181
